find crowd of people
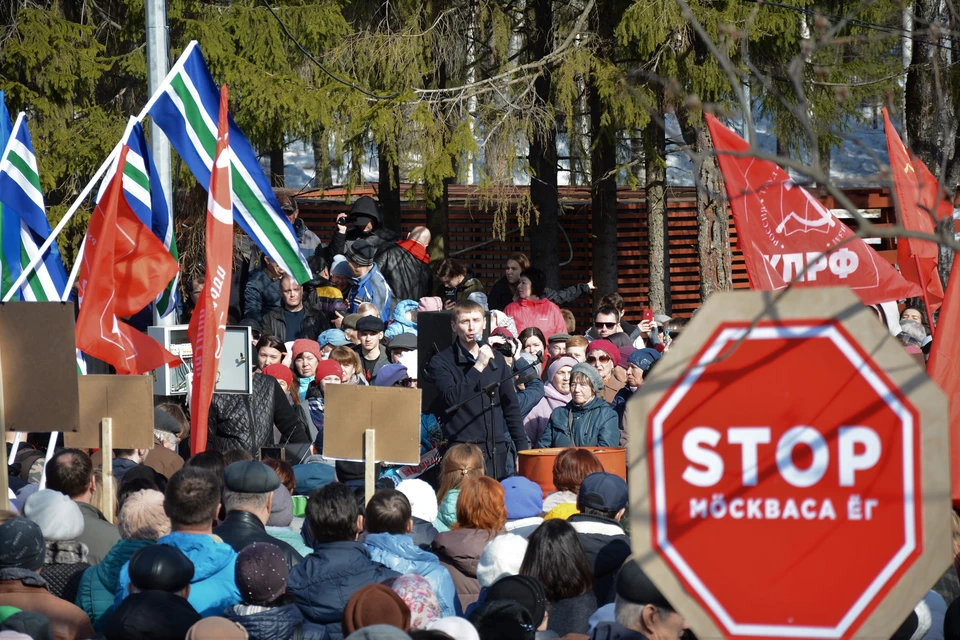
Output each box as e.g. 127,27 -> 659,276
3,194 -> 953,640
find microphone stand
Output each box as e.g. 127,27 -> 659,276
445,352 -> 543,480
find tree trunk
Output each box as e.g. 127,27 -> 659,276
678,106 -> 733,301
426,178 -> 452,260
645,93 -> 669,314
311,128 -> 333,189
527,0 -> 560,288
269,146 -> 284,187
378,146 -> 402,234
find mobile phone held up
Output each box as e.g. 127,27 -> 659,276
642,308 -> 654,324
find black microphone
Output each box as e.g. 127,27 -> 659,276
475,336 -> 498,371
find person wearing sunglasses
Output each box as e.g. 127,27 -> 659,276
538,363 -> 619,448
585,339 -> 626,408
589,306 -> 633,348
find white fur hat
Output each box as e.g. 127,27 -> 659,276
24,489 -> 84,542
397,479 -> 438,523
476,533 -> 528,587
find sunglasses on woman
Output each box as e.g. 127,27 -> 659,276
587,354 -> 612,365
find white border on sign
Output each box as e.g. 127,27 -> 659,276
650,324 -> 917,638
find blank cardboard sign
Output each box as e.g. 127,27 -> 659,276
65,375 -> 154,449
0,302 -> 79,432
323,385 -> 421,464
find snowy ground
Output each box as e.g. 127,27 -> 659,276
273,108 -> 900,191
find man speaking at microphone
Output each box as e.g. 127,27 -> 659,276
429,300 -> 531,479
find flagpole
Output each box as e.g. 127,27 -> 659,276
3,41 -> 199,303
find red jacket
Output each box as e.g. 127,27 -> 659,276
504,297 -> 568,338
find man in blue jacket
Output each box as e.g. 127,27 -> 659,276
346,238 -> 393,322
288,482 -> 399,640
428,300 -> 531,480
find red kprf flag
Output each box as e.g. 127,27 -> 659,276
928,251 -> 960,506
75,145 -> 181,375
705,114 -> 921,305
189,84 -> 234,455
882,108 -> 945,330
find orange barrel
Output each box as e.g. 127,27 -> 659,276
517,447 -> 626,497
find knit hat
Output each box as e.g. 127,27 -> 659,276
267,484 -> 294,527
417,297 -> 443,312
467,292 -> 489,311
331,255 -> 354,278
235,542 -> 289,606
346,238 -> 377,268
396,479 -> 438,523
345,626 -> 412,640
618,345 -> 636,364
627,347 -> 662,372
570,363 -> 604,395
128,544 -> 195,593
501,476 -> 543,520
262,363 -> 293,388
486,574 -> 548,628
153,407 -> 182,435
543,502 -> 579,521
292,338 -> 322,363
469,600 -> 535,640
375,363 -> 409,388
0,518 -> 44,570
587,339 -> 620,367
476,533 -> 528,587
392,574 -> 441,630
342,583 -> 412,635
545,356 -> 578,384
513,353 -> 541,386
185,618 -> 248,640
428,617 -> 481,640
24,490 -> 83,542
318,329 -> 349,348
314,358 -> 344,383
118,489 -> 170,541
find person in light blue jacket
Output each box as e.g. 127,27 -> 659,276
385,299 -> 418,339
113,468 -> 240,618
363,489 -> 460,617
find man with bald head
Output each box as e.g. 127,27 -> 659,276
375,225 -> 435,302
261,274 -> 329,341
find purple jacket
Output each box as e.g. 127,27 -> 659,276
523,383 -> 571,446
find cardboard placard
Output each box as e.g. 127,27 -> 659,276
65,375 -> 154,448
0,302 -> 80,432
323,385 -> 421,464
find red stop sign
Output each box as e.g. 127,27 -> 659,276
648,319 -> 922,639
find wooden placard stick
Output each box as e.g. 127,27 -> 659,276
364,429 -> 375,507
100,418 -> 115,523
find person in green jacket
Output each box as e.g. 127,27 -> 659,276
432,444 -> 485,532
74,489 -> 170,631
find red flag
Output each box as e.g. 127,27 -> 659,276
928,252 -> 960,506
882,108 -> 944,330
705,114 -> 921,305
75,146 -> 181,375
189,85 -> 234,455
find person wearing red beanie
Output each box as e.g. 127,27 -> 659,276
586,338 -> 625,409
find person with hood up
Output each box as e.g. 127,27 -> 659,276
362,490 -> 458,617
224,543 -> 328,640
375,226 -> 434,303
115,467 -> 241,617
539,364 -> 619,449
288,482 -> 399,639
523,356 -> 577,446
22,489 -> 90,604
102,544 -> 201,640
75,489 -> 171,631
432,477 -> 507,609
0,515 -> 95,640
324,196 -> 399,265
395,479 -> 441,549
503,268 -> 567,338
385,299 -> 419,339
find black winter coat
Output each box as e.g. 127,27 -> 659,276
487,277 -> 515,311
213,510 -> 303,568
224,603 -> 329,640
261,305 -> 330,342
241,269 -> 283,332
208,374 -> 311,454
102,590 -> 201,640
324,227 -> 400,265
428,341 -> 530,451
375,242 -> 433,302
568,513 -> 631,606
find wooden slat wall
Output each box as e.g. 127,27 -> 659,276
292,183 -> 947,331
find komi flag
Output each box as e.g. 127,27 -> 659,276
0,96 -> 68,301
96,118 -> 180,317
148,41 -> 311,283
